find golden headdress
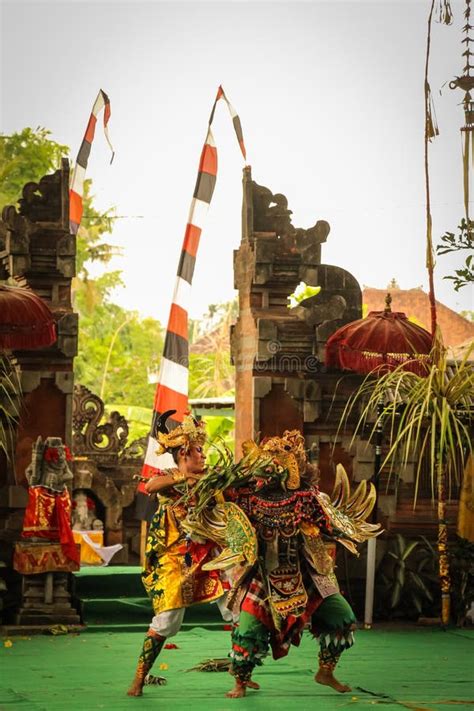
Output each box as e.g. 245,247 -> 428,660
154,410 -> 206,455
242,429 -> 306,489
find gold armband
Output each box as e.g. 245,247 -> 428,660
171,470 -> 186,484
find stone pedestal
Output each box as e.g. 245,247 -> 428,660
12,541 -> 81,628
14,571 -> 81,626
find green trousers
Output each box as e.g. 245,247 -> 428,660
230,593 -> 356,683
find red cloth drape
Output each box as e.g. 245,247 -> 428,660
22,487 -> 80,565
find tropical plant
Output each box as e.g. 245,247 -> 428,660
204,416 -> 235,465
188,352 -> 234,399
437,219 -> 474,291
73,178 -> 121,305
340,345 -> 473,623
376,534 -> 439,619
0,127 -> 68,206
0,355 -> 21,461
189,299 -> 236,399
344,347 -> 473,500
76,302 -> 164,409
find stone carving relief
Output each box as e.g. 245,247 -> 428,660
71,385 -> 144,563
252,180 -> 330,258
72,385 -> 129,460
18,170 -> 64,223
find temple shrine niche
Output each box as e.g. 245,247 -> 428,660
232,167 -> 365,491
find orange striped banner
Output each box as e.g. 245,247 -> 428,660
136,86 -> 247,518
69,89 -> 114,235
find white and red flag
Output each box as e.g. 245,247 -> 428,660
69,89 -> 114,234
136,86 -> 247,519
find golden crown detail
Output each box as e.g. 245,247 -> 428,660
155,413 -> 206,455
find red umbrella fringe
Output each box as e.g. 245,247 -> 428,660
325,309 -> 433,377
326,346 -> 431,377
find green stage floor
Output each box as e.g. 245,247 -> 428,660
1,567 -> 473,710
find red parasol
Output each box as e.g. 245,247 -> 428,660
325,295 -> 433,376
0,284 -> 56,350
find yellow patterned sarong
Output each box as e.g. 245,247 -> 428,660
142,485 -> 223,614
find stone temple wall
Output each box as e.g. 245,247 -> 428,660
232,166 -> 364,491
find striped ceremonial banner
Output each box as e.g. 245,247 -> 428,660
69,89 -> 114,234
136,86 -> 247,520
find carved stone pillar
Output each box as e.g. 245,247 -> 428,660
232,167 -> 364,490
0,159 -> 77,488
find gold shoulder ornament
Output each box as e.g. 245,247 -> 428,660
316,463 -> 382,555
182,502 -> 257,572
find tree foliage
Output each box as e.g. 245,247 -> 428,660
437,219 -> 474,291
189,300 -> 236,399
76,295 -> 164,409
0,127 -> 68,206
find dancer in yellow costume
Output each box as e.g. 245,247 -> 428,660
127,411 -> 225,696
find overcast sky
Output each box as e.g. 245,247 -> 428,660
1,0 -> 472,323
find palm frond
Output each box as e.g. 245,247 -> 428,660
338,348 -> 473,500
0,354 -> 21,460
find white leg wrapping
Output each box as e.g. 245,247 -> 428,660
149,608 -> 185,637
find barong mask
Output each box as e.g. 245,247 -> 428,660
242,429 -> 306,490
154,410 -> 207,457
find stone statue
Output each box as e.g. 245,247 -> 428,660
21,436 -> 80,565
25,436 -> 74,491
72,490 -> 104,531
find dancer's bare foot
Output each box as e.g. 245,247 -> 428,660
315,669 -> 351,693
127,677 -> 144,696
226,681 -> 247,698
227,670 -> 259,691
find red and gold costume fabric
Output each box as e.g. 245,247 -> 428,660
21,486 -> 80,565
13,542 -> 80,574
227,484 -> 340,659
142,470 -> 224,614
